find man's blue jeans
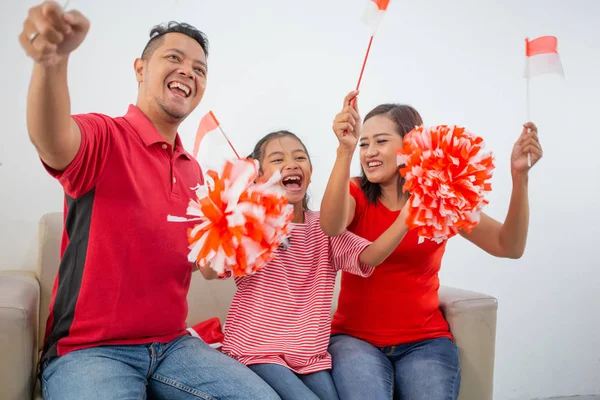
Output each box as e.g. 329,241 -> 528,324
41,335 -> 281,400
329,335 -> 460,400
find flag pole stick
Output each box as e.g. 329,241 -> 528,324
217,126 -> 241,159
526,79 -> 530,122
209,111 -> 242,159
525,38 -> 532,167
194,112 -> 242,160
343,35 -> 374,136
355,35 -> 374,94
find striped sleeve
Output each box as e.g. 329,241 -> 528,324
329,230 -> 374,277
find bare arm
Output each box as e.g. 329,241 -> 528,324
196,261 -> 233,281
320,91 -> 361,236
358,206 -> 409,266
461,176 -> 529,258
19,2 -> 90,171
198,263 -> 219,280
461,122 -> 542,259
28,61 -> 81,171
320,150 -> 357,236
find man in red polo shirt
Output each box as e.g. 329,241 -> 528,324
19,2 -> 280,399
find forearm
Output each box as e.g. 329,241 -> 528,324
27,58 -> 77,169
320,149 -> 353,236
198,263 -> 219,280
359,215 -> 408,266
499,174 -> 529,258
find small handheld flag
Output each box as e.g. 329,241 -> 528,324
342,0 -> 391,136
361,0 -> 390,35
355,0 -> 391,93
193,111 -> 240,160
524,35 -> 564,166
525,36 -> 564,79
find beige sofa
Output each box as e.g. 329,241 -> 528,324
0,212 -> 498,400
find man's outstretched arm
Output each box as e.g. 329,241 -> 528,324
19,1 -> 90,171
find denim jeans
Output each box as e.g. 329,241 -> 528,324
41,335 -> 281,400
249,363 -> 339,400
329,335 -> 460,400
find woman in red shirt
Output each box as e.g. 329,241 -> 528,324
320,91 -> 543,400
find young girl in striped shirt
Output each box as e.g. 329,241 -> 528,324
200,130 -> 410,400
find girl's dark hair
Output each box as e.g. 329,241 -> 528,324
358,104 -> 423,204
249,130 -> 311,211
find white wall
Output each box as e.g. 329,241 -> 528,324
1,0 -> 599,398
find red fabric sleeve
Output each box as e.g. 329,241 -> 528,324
43,113 -> 114,198
349,178 -> 366,226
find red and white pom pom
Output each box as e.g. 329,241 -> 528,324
168,158 -> 293,277
398,125 -> 495,243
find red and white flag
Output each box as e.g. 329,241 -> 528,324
193,111 -> 220,159
524,36 -> 564,78
361,0 -> 390,34
193,110 -> 237,172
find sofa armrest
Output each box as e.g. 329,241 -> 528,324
439,286 -> 498,400
0,270 -> 40,400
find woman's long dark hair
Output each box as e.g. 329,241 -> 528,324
358,104 -> 423,204
249,130 -> 311,210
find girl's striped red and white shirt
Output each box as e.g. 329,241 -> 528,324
222,210 -> 373,374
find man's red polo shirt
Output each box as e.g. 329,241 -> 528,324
41,105 -> 203,362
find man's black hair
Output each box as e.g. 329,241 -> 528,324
141,21 -> 209,60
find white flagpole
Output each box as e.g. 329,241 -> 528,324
525,38 -> 532,167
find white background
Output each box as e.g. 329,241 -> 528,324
1,0 -> 599,399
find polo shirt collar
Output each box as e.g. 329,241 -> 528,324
123,104 -> 192,160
